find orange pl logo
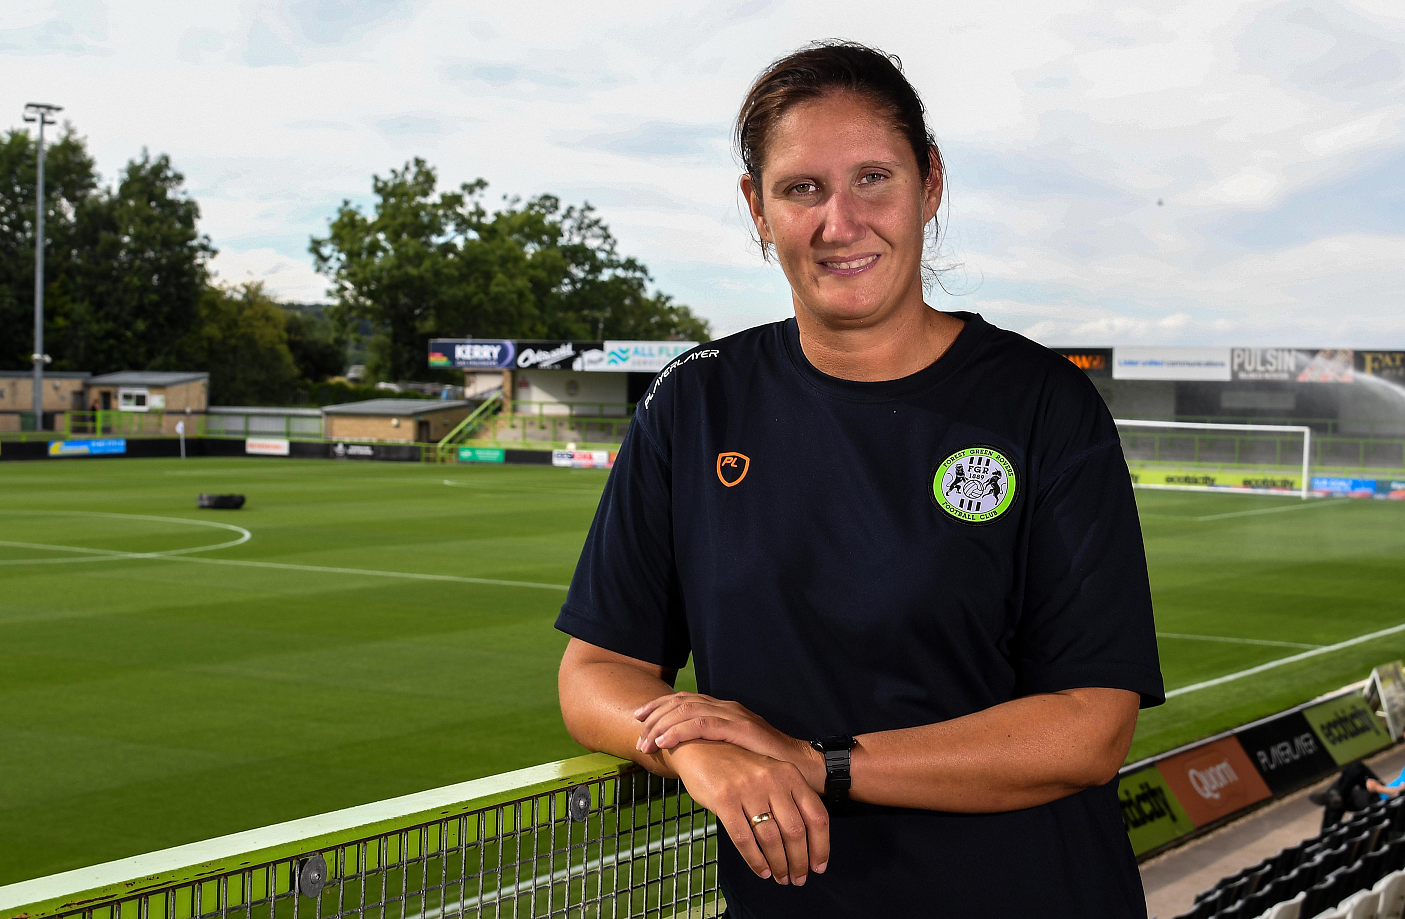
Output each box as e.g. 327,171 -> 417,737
716,452 -> 750,487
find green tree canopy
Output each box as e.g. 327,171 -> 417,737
311,158 -> 709,381
0,125 -> 99,370
0,126 -> 212,374
173,283 -> 300,405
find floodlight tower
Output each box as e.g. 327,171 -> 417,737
23,102 -> 62,429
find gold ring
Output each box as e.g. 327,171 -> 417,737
750,811 -> 773,826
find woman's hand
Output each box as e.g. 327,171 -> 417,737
635,692 -> 823,788
667,739 -> 830,886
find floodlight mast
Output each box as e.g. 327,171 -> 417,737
23,102 -> 62,429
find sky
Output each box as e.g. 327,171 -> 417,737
3,0 -> 1403,346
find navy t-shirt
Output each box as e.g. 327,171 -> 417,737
556,312 -> 1163,918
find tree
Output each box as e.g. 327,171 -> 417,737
0,125 -> 99,370
311,158 -> 709,381
282,306 -> 346,383
55,152 -> 213,373
174,283 -> 300,405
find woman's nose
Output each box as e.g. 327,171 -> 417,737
818,190 -> 864,247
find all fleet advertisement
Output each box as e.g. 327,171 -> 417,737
582,341 -> 699,373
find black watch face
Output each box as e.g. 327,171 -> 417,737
815,734 -> 856,751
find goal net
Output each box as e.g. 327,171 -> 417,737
1116,419 -> 1312,499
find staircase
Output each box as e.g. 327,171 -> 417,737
433,390 -> 503,462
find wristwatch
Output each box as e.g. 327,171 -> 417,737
810,734 -> 858,802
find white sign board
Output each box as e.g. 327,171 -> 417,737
245,438 -> 291,456
580,341 -> 698,373
1113,348 -> 1232,381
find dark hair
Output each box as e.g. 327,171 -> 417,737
734,41 -> 949,277
735,41 -> 941,192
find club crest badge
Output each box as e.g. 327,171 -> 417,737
931,446 -> 1019,525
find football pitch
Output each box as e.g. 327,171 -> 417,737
2,458 -> 1403,885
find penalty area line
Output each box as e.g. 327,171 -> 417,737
1165,620 -> 1405,699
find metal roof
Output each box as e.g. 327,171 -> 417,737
321,399 -> 472,416
0,370 -> 91,378
88,371 -> 209,386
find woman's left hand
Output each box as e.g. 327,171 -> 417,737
635,692 -> 818,780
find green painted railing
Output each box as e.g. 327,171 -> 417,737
435,392 -> 504,462
0,754 -> 722,919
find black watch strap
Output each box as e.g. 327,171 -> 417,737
810,734 -> 857,801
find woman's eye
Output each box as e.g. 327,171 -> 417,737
789,182 -> 815,195
858,172 -> 887,185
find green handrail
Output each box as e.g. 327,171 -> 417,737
434,391 -> 504,461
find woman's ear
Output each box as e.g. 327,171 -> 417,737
923,146 -> 944,224
740,172 -> 773,245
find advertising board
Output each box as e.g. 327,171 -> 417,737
552,450 -> 614,469
47,438 -> 127,457
1310,477 -> 1377,497
1155,736 -> 1271,828
1056,349 -> 1112,378
330,442 -> 376,459
428,340 -> 516,370
1118,766 -> 1193,855
1125,464 -> 1300,493
515,341 -> 603,371
580,341 -> 699,373
1302,694 -> 1392,765
1113,348 -> 1232,381
1231,348 -> 1311,382
1358,351 -> 1405,382
245,438 -> 291,456
1235,711 -> 1338,794
458,447 -> 506,463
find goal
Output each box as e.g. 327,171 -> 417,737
1115,419 -> 1312,499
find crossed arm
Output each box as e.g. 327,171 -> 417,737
558,638 -> 1140,887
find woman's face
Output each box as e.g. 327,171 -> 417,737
742,91 -> 941,329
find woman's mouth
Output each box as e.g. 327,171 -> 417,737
819,254 -> 879,276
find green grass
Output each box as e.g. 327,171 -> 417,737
1,458 -> 1403,886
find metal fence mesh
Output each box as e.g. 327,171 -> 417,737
56,773 -> 721,919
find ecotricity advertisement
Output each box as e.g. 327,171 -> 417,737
1119,767 -> 1193,855
1119,690 -> 1394,857
1125,463 -> 1301,493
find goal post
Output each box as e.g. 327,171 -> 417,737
1115,418 -> 1312,500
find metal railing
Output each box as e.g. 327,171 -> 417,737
0,755 -> 722,919
435,393 -> 505,462
508,403 -> 635,419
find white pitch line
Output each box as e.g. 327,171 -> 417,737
1157,631 -> 1323,650
1193,501 -> 1343,522
158,554 -> 571,591
1166,620 -> 1405,699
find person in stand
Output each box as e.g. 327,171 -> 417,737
1312,762 -> 1405,829
556,41 -> 1163,918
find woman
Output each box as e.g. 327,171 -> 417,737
556,41 -> 1162,918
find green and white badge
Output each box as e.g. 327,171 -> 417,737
932,445 -> 1019,524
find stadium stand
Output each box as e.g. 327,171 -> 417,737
1174,796 -> 1405,918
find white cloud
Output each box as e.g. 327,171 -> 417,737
2,0 -> 1402,345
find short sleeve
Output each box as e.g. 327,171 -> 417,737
555,421 -> 690,668
1014,439 -> 1165,707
